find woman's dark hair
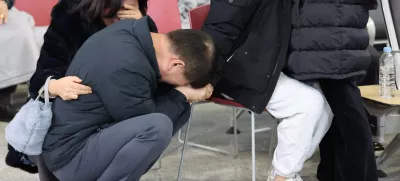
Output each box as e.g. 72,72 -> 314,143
71,0 -> 148,23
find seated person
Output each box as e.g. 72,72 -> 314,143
0,0 -> 39,120
42,17 -> 215,181
202,1 -> 332,181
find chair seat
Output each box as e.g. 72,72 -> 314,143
208,97 -> 268,112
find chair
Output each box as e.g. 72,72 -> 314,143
177,5 -> 278,181
361,0 -> 400,177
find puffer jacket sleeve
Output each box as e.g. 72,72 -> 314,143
4,0 -> 14,9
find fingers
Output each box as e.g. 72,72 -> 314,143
0,2 -> 8,24
118,14 -> 142,20
0,13 -> 4,24
70,89 -> 92,96
60,94 -> 78,101
118,9 -> 142,20
123,4 -> 138,10
118,10 -> 137,15
69,76 -> 82,83
70,82 -> 91,91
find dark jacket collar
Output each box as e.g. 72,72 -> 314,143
132,16 -> 161,79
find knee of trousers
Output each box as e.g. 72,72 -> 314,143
296,88 -> 326,122
146,113 -> 173,145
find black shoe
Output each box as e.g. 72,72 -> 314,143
5,144 -> 38,174
0,104 -> 19,121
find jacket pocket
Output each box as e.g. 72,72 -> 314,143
205,0 -> 253,25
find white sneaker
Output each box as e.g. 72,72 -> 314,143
267,169 -> 303,181
286,175 -> 303,181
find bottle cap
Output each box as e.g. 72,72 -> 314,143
384,47 -> 392,53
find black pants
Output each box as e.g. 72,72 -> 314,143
0,85 -> 17,105
317,78 -> 378,181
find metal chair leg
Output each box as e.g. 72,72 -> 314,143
251,112 -> 256,181
232,108 -> 239,157
177,104 -> 195,181
226,110 -> 245,134
178,106 -> 244,157
266,119 -> 278,173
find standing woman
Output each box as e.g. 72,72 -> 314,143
5,0 -> 158,180
0,0 -> 39,120
287,0 -> 379,181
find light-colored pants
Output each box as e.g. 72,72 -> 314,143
267,73 -> 333,178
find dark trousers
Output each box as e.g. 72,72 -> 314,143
28,155 -> 59,181
0,85 -> 17,105
53,113 -> 173,181
32,108 -> 190,181
317,78 -> 378,181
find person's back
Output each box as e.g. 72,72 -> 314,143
42,19 -> 160,171
287,1 -> 379,181
42,17 -> 216,181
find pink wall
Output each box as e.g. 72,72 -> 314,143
147,0 -> 182,33
14,0 -> 57,26
15,0 -> 182,32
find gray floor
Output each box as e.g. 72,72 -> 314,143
1,86 -> 400,181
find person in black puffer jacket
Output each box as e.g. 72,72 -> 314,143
286,0 -> 378,181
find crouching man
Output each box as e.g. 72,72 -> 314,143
41,17 -> 215,181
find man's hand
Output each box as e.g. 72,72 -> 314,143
175,84 -> 213,102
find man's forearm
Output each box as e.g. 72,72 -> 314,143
154,89 -> 189,122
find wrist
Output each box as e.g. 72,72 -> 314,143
48,79 -> 58,97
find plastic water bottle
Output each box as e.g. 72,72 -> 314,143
379,47 -> 396,98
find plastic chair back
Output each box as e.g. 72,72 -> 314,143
188,4 -> 210,30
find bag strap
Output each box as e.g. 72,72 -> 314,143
35,76 -> 53,105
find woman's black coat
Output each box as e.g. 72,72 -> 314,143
29,0 -> 158,98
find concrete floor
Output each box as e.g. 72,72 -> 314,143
1,86 -> 400,181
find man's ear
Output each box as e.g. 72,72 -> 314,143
168,59 -> 185,70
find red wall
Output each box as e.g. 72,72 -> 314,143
14,0 -> 57,26
14,0 -> 181,32
147,0 -> 182,33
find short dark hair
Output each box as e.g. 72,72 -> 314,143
167,29 -> 216,88
71,0 -> 148,23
